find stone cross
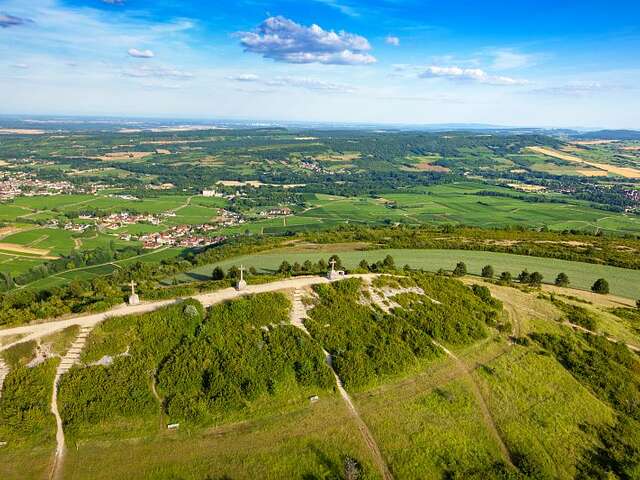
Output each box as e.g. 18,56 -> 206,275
239,264 -> 245,282
329,259 -> 336,272
130,280 -> 137,296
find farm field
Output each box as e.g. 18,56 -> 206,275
178,247 -> 640,299
223,184 -> 640,235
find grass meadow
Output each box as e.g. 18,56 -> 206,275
179,247 -> 640,298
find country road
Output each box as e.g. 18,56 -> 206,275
0,274 -> 371,352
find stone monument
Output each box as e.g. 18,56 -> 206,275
128,280 -> 140,305
236,265 -> 247,291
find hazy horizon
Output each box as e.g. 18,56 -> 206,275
1,1 -> 639,127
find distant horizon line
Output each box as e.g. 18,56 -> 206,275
0,113 -> 638,132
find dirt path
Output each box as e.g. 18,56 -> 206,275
289,287 -> 394,480
0,358 -> 8,400
149,373 -> 166,430
565,321 -> 640,352
49,325 -> 93,480
0,275 -> 377,351
432,341 -> 514,468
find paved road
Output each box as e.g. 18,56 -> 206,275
0,275 -> 369,352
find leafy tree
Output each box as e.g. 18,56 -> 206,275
518,270 -> 531,284
481,265 -> 494,279
499,272 -> 512,284
555,272 -> 570,287
249,266 -> 258,275
358,259 -> 370,271
227,265 -> 240,279
278,261 -> 292,275
383,255 -> 395,269
636,299 -> 640,309
452,262 -> 467,277
592,278 -> 610,294
529,272 -> 543,287
302,260 -> 313,272
211,266 -> 225,281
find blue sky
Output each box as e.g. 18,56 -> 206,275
1,0 -> 639,127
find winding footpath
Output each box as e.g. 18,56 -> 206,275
49,326 -> 93,480
432,340 -> 515,468
290,287 -> 394,480
0,275 -> 374,480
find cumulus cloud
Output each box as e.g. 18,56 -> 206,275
227,73 -> 260,82
123,65 -> 193,80
0,13 -> 32,28
419,66 -> 528,86
385,35 -> 400,46
227,73 -> 354,93
128,48 -> 154,58
238,16 -> 376,65
266,76 -> 355,92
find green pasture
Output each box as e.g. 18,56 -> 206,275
2,228 -> 76,255
179,248 -> 640,298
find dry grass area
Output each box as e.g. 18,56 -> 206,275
571,140 -> 617,145
314,152 -> 361,162
0,242 -> 54,257
527,146 -> 640,178
93,151 -> 154,161
622,146 -> 640,151
576,169 -> 608,177
0,129 -> 45,135
414,163 -> 450,172
507,183 -> 546,192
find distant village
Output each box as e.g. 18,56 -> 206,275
0,172 -> 94,200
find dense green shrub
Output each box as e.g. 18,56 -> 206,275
551,299 -> 598,330
305,277 -> 444,388
591,278 -> 610,294
0,359 -> 57,446
58,299 -> 203,433
393,273 -> 501,344
157,293 -> 334,424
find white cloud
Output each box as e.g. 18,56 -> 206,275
227,73 -> 354,93
313,0 -> 359,17
227,73 -> 260,82
128,48 -> 154,58
419,66 -> 528,86
123,65 -> 193,80
491,50 -> 535,70
385,35 -> 400,47
266,76 -> 355,93
11,63 -> 29,69
101,0 -> 125,4
238,16 -> 376,65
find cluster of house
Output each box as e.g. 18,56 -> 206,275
93,211 -> 163,230
0,172 -> 77,200
624,188 -> 640,213
625,188 -> 640,203
137,225 -> 226,249
258,207 -> 293,218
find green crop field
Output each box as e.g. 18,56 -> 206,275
179,247 -> 640,298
